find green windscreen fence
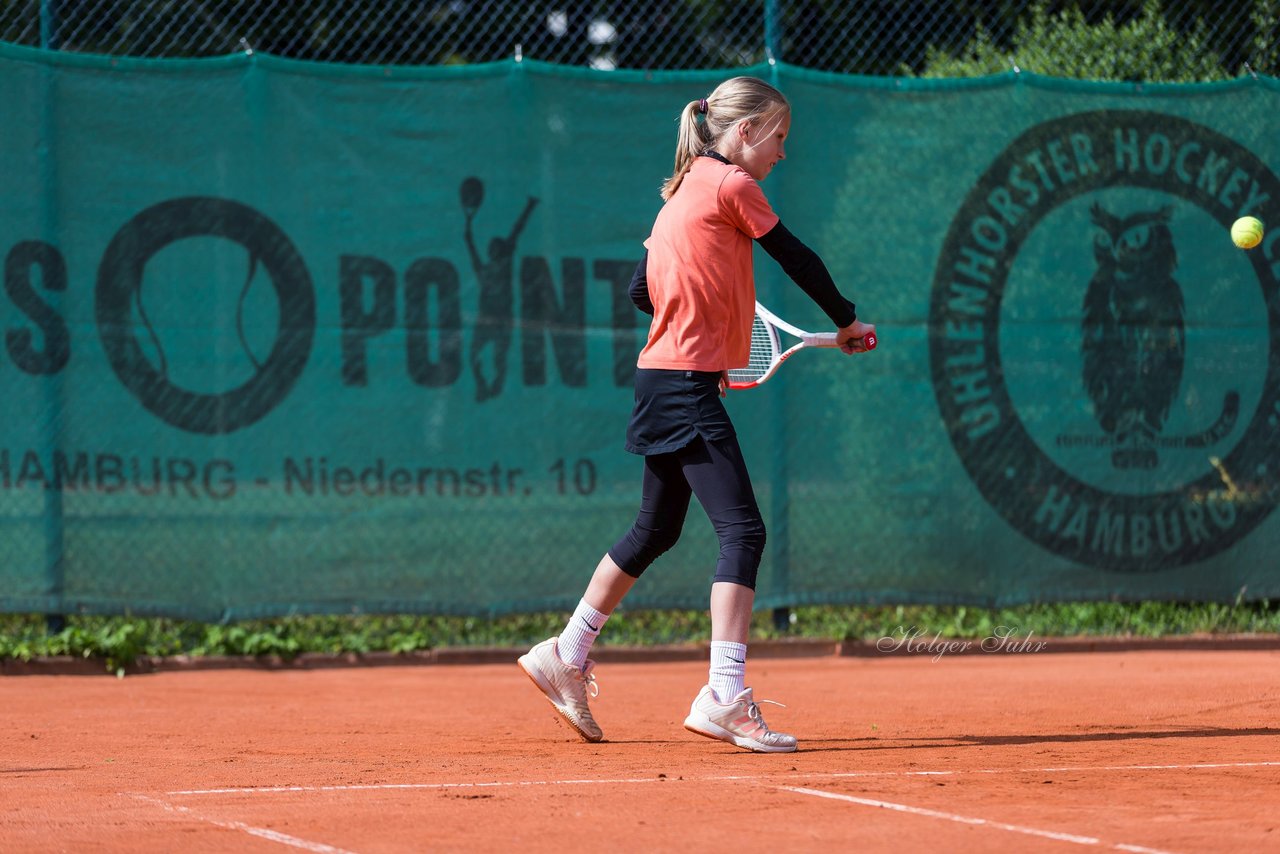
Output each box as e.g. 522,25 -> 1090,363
2,42 -> 1278,619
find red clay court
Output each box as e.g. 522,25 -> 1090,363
4,646 -> 1278,852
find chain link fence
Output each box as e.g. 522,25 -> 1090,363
5,4 -> 1280,619
1,1 -> 1276,77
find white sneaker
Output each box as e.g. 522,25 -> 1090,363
518,637 -> 603,742
683,685 -> 797,753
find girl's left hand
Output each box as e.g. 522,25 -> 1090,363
719,370 -> 730,397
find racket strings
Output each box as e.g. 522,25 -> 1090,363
727,314 -> 780,384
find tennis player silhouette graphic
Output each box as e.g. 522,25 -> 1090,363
461,176 -> 539,402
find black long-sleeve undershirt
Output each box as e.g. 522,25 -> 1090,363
629,251 -> 654,315
627,220 -> 857,328
755,220 -> 856,327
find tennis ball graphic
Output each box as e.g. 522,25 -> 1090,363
1231,215 -> 1264,250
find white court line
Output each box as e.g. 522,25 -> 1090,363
166,775 -> 672,796
777,786 -> 1179,854
832,760 -> 1280,780
1041,761 -> 1280,773
163,760 -> 1280,796
132,794 -> 356,854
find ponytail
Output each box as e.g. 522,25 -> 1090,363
660,100 -> 713,201
659,77 -> 789,201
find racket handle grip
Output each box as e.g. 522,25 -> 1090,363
861,332 -> 876,351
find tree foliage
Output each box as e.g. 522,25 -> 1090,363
912,0 -> 1232,81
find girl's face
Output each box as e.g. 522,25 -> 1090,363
735,108 -> 790,182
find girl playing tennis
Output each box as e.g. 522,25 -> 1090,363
520,76 -> 875,753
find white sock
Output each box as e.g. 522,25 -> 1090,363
557,599 -> 609,671
709,641 -> 748,703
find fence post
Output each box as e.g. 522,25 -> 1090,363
38,46 -> 67,632
766,58 -> 791,633
764,0 -> 782,63
40,0 -> 62,49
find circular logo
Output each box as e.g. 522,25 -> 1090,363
96,197 -> 316,435
930,110 -> 1280,571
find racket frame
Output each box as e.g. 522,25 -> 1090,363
726,302 -> 840,390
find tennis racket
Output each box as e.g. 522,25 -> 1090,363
726,302 -> 876,390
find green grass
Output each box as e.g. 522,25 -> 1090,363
3,600 -> 1278,674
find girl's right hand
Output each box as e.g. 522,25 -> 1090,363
838,320 -> 876,354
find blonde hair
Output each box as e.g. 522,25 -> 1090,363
660,76 -> 790,201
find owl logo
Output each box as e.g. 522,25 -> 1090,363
932,109 -> 1279,572
1081,203 -> 1185,469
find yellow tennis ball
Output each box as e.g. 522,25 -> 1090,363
1231,216 -> 1264,250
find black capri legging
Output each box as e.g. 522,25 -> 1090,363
608,434 -> 767,589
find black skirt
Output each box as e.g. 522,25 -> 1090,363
624,368 -> 737,455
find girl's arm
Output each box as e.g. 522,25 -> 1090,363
629,250 -> 654,315
755,221 -> 856,328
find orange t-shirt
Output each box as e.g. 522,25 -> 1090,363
637,157 -> 779,371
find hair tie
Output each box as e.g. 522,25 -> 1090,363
698,98 -> 708,115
